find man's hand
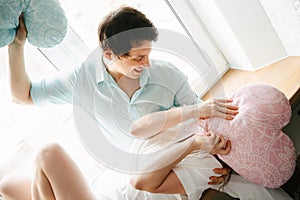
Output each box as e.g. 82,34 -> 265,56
210,136 -> 231,155
10,14 -> 27,46
197,99 -> 239,120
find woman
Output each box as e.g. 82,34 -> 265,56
129,83 -> 296,199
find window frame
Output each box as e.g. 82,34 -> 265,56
165,0 -> 229,96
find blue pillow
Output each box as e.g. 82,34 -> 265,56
0,0 -> 67,48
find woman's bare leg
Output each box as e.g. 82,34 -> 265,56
130,135 -> 202,194
130,133 -> 229,194
0,143 -> 97,200
130,130 -> 230,195
32,143 -> 96,200
137,170 -> 186,194
0,173 -> 32,200
0,143 -> 33,200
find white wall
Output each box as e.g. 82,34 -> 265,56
260,0 -> 300,56
166,0 -> 229,74
188,0 -> 288,71
187,0 -> 252,70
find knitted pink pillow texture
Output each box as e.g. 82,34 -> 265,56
198,83 -> 296,188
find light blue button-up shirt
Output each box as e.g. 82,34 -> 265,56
30,47 -> 199,150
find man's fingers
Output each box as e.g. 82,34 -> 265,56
213,106 -> 239,120
218,140 -> 231,155
214,99 -> 233,104
214,100 -> 239,119
18,14 -> 27,34
214,136 -> 226,148
12,13 -> 28,46
209,136 -> 231,155
215,99 -> 239,110
18,14 -> 25,28
217,105 -> 239,115
198,99 -> 239,120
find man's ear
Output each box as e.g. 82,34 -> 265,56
103,50 -> 114,60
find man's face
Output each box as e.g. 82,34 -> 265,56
108,40 -> 152,80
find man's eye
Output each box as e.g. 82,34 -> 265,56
133,56 -> 143,62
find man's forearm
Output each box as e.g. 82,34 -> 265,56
130,104 -> 199,138
8,43 -> 33,104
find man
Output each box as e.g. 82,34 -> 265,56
1,6 -> 239,200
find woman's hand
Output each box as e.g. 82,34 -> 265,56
197,99 -> 239,120
207,133 -> 232,185
208,167 -> 232,185
10,14 -> 27,47
193,131 -> 232,185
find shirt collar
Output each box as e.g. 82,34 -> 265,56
139,67 -> 150,87
87,47 -> 106,83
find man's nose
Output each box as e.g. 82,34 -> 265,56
141,56 -> 150,67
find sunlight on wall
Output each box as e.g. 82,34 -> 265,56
0,46 -> 60,164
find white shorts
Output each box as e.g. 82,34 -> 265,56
90,152 -> 292,200
173,152 -> 222,200
90,170 -> 184,200
173,152 -> 293,200
89,151 -> 220,200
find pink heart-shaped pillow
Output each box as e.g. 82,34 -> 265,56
199,83 -> 296,188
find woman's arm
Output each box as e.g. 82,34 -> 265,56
130,99 -> 238,138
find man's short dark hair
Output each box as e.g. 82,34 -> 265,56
98,6 -> 158,57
